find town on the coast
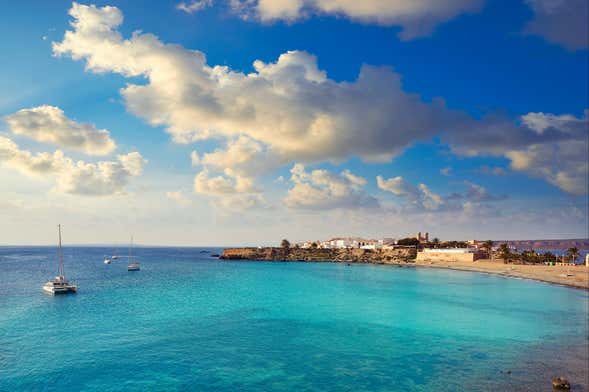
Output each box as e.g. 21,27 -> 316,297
283,232 -> 588,265
221,233 -> 589,289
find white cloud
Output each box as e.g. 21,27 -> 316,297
51,4 -> 470,166
193,168 -> 257,195
284,164 -> 378,210
199,135 -> 283,177
230,0 -> 483,40
212,193 -> 270,211
166,190 -> 191,206
505,111 -> 589,195
440,166 -> 452,176
0,136 -> 146,196
52,3 -> 589,196
463,181 -> 506,201
418,183 -> 444,210
190,151 -> 200,166
376,175 -> 443,210
177,0 -> 213,14
524,0 -> 588,50
3,105 -> 116,156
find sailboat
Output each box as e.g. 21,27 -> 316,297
43,224 -> 77,295
127,236 -> 140,271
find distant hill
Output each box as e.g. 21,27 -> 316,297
495,239 -> 589,250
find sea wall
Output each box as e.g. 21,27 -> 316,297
221,247 -> 416,263
416,250 -> 486,263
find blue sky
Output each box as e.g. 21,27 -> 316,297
0,0 -> 587,245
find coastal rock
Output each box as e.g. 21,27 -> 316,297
221,247 -> 416,263
552,377 -> 571,390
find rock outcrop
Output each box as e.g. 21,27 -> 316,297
552,377 -> 571,390
221,247 -> 416,264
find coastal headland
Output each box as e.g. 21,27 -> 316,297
221,247 -> 416,263
221,247 -> 589,290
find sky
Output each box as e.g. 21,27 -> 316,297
0,0 -> 587,246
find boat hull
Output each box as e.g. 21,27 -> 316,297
43,285 -> 77,295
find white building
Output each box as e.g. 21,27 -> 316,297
318,237 -> 381,249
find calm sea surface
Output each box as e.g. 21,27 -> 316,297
1,246 -> 588,391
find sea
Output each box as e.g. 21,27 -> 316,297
1,246 -> 588,391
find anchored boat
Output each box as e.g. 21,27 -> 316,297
127,236 -> 140,271
43,224 -> 77,295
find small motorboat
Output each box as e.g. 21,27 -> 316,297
104,257 -> 111,264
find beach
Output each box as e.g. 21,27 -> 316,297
221,247 -> 589,290
412,258 -> 589,290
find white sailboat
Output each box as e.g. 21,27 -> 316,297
127,236 -> 140,271
43,224 -> 77,295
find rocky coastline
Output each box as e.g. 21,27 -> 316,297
221,247 -> 417,263
221,247 -> 589,290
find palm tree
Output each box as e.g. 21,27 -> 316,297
431,238 -> 440,248
482,240 -> 494,260
281,239 -> 291,249
498,243 -> 510,263
566,247 -> 580,264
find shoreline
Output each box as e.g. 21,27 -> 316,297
221,248 -> 589,290
407,259 -> 589,291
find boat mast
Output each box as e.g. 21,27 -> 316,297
58,224 -> 64,277
129,235 -> 133,265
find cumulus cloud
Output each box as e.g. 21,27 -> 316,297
0,136 -> 145,195
284,164 -> 378,210
447,110 -> 589,194
524,0 -> 588,50
51,4 -> 471,164
212,193 -> 270,211
505,111 -> 589,195
230,0 -> 483,40
463,181 -> 507,201
177,0 -> 213,14
52,3 -> 589,195
376,175 -> 443,210
166,190 -> 191,206
4,105 -> 116,156
377,175 -> 506,211
199,136 -> 284,177
193,168 -> 257,195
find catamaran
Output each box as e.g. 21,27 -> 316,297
43,224 -> 77,295
127,236 -> 140,271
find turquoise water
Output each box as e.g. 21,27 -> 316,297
1,247 -> 588,391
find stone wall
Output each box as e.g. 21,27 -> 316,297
221,247 -> 416,264
416,250 -> 486,263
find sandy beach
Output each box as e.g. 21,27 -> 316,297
413,258 -> 589,290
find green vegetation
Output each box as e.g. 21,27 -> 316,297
281,239 -> 290,249
498,243 -> 511,263
397,237 -> 420,246
439,241 -> 469,248
566,247 -> 580,263
494,245 -> 566,264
